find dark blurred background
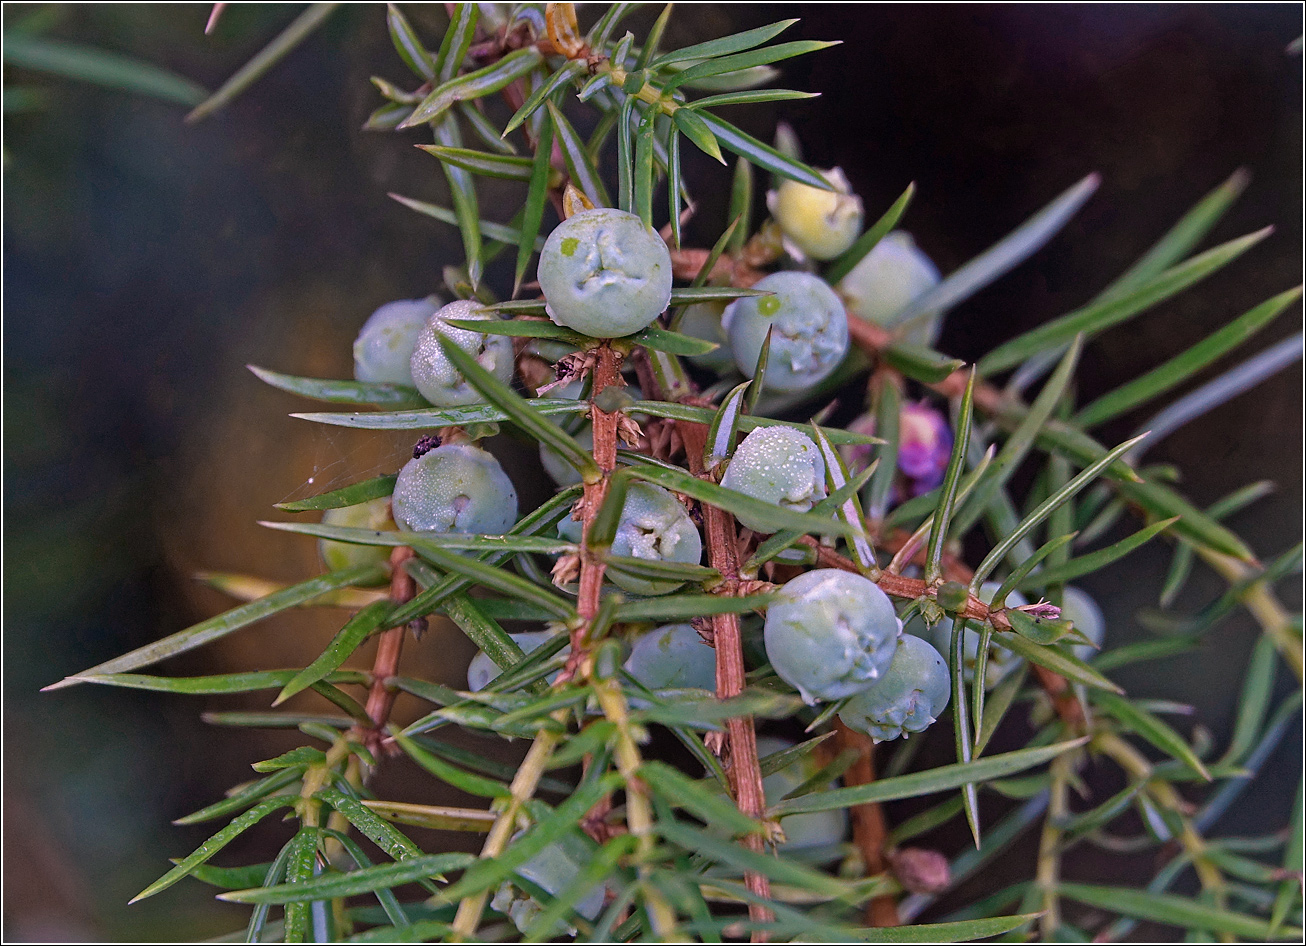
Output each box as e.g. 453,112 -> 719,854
4,4 -> 1301,940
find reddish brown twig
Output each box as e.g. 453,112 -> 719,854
798,537 -> 1005,629
1030,663 -> 1087,729
678,419 -> 775,938
834,720 -> 900,927
354,546 -> 417,760
571,344 -> 622,651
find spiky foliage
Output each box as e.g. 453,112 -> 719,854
47,5 -> 1302,942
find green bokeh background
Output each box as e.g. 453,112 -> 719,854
4,4 -> 1300,940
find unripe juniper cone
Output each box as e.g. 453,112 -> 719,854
1062,585 -> 1107,660
918,582 -> 1028,690
391,443 -> 517,536
677,300 -> 733,370
352,296 -> 441,385
490,832 -> 606,936
538,207 -> 673,338
767,167 -> 864,260
838,633 -> 952,743
720,425 -> 827,533
539,384 -> 642,486
409,299 -> 515,407
765,568 -> 903,703
317,497 -> 395,576
837,230 -> 943,347
558,481 -> 702,596
468,630 -> 569,691
624,623 -> 716,692
724,270 -> 849,393
540,424 -> 594,488
756,736 -> 851,852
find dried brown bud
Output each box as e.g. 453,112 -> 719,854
616,414 -> 644,448
537,350 -> 596,395
890,847 -> 950,895
551,553 -> 581,587
1016,599 -> 1063,620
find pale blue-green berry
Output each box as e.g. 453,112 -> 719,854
318,497 -> 395,577
767,167 -> 864,260
409,299 -> 515,407
677,300 -> 734,370
352,296 -> 441,385
917,582 -> 1026,690
538,208 -> 672,338
553,483 -> 701,596
539,384 -> 642,487
764,569 -> 902,704
838,634 -> 951,743
524,337 -> 578,369
540,424 -> 594,488
719,426 -> 827,534
468,630 -> 569,691
489,831 -> 605,936
556,515 -> 583,544
1061,585 -> 1105,661
607,482 -> 703,596
837,231 -> 943,347
624,623 -> 715,691
391,443 -> 517,536
756,736 -> 850,851
723,271 -> 849,393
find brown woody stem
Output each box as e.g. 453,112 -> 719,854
572,344 -> 623,653
354,546 -> 416,761
679,418 -> 775,939
834,720 -> 900,927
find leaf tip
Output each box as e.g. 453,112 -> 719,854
40,678 -> 77,692
1226,166 -> 1253,191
